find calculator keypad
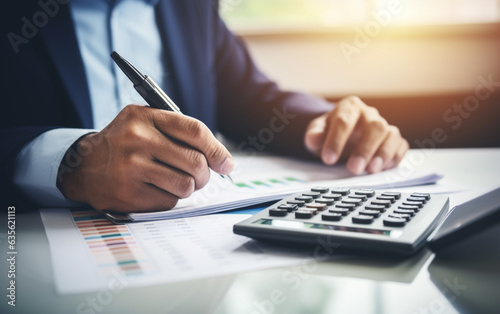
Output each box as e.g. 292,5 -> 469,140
234,186 -> 449,256
268,186 -> 432,228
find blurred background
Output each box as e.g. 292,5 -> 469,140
221,0 -> 500,148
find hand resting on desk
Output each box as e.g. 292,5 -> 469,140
304,96 -> 409,175
57,105 -> 234,213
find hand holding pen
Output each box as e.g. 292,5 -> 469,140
111,51 -> 234,184
57,53 -> 235,213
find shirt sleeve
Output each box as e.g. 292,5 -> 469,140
13,128 -> 98,207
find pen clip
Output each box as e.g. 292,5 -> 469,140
144,76 -> 182,113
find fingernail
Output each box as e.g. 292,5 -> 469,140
220,157 -> 234,175
348,156 -> 367,175
368,156 -> 383,173
322,149 -> 338,165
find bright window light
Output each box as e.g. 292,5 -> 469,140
221,0 -> 500,30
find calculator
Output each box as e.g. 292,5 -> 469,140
233,187 -> 450,255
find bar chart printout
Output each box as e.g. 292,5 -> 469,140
71,209 -> 154,276
40,208 -> 313,295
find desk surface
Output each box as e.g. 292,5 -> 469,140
1,148 -> 499,314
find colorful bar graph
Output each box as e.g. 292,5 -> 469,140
71,210 -> 154,276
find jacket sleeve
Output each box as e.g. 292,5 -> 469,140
213,8 -> 334,157
0,1 -> 83,209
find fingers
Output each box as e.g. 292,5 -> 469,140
346,106 -> 389,174
345,109 -> 408,174
140,156 -> 198,199
304,113 -> 328,155
91,149 -> 202,213
365,126 -> 409,173
152,111 -> 234,175
110,180 -> 180,213
388,136 -> 410,170
307,96 -> 409,175
146,132 -> 211,190
130,184 -> 179,213
320,96 -> 362,165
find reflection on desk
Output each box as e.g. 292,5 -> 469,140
1,148 -> 499,314
428,222 -> 500,314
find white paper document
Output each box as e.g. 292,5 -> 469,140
105,155 -> 442,222
40,209 -> 313,295
40,154 -> 443,295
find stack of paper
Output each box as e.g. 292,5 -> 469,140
105,155 -> 442,223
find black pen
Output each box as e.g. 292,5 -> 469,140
111,51 -> 234,184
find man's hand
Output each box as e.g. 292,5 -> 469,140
58,105 -> 234,213
304,96 -> 409,174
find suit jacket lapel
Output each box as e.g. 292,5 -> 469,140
155,1 -> 204,118
40,3 -> 93,128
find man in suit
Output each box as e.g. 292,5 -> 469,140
1,0 -> 408,212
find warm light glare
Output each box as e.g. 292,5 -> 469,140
223,0 -> 500,29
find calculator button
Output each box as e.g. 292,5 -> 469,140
287,200 -> 305,207
371,200 -> 392,208
295,196 -> 313,203
382,192 -> 401,199
376,196 -> 396,203
278,204 -> 298,212
352,215 -> 374,224
393,209 -> 415,217
388,214 -> 411,222
295,210 -> 314,219
402,201 -> 423,208
331,188 -> 350,195
355,189 -> 375,197
359,210 -> 381,218
302,192 -> 321,199
348,195 -> 367,202
398,205 -> 420,212
342,198 -> 362,206
311,186 -> 329,193
315,198 -> 334,206
411,193 -> 430,200
407,196 -> 427,204
302,208 -> 319,215
329,207 -> 350,216
365,205 -> 386,212
335,203 -> 357,211
383,217 -> 406,227
321,212 -> 342,221
306,202 -> 327,211
269,208 -> 288,217
323,194 -> 342,201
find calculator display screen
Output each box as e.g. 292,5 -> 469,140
253,219 -> 402,238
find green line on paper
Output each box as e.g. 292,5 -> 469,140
252,180 -> 271,187
269,178 -> 285,184
236,182 -> 252,189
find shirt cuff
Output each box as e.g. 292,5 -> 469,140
13,128 -> 98,207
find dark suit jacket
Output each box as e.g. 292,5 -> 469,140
1,0 -> 332,208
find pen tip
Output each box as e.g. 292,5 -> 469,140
220,174 -> 234,184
